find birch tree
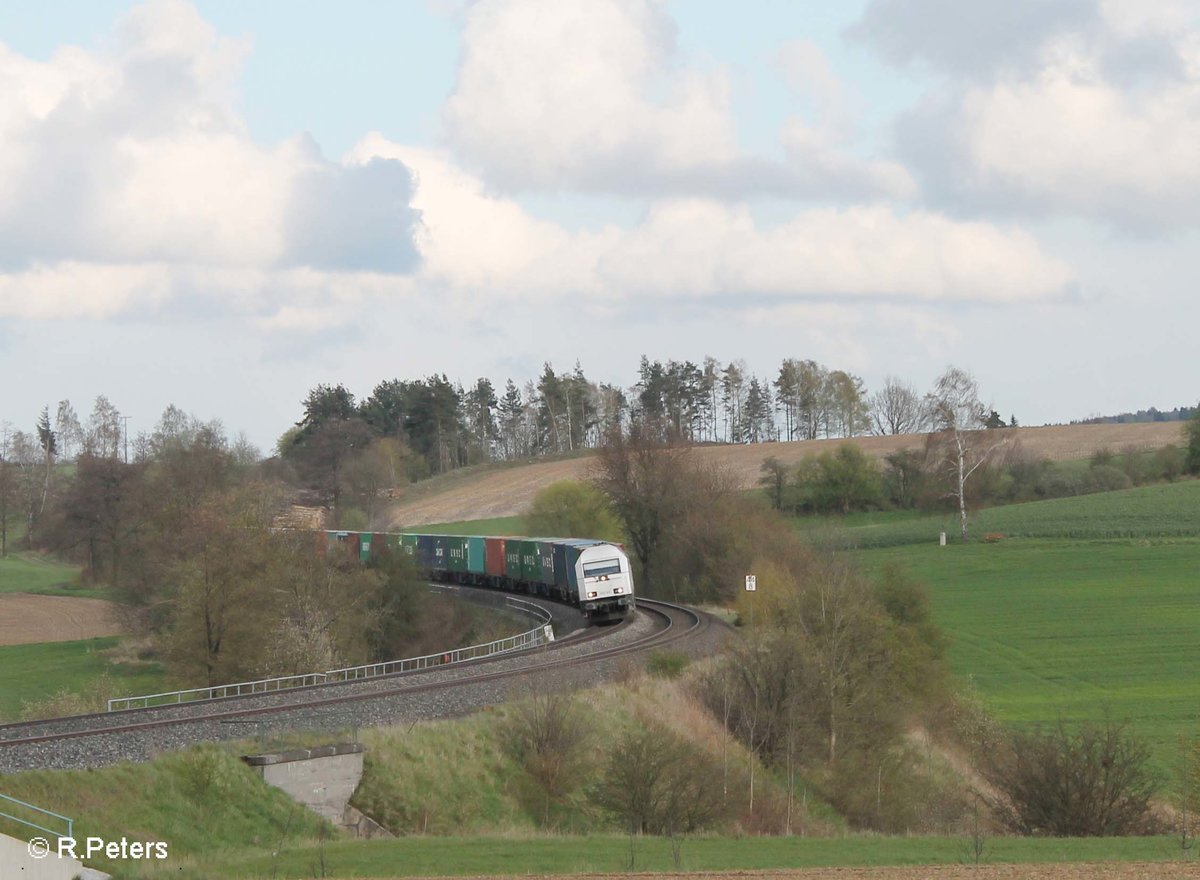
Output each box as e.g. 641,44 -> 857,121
928,367 -> 1007,541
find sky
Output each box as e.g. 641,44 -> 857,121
1,0 -> 1198,452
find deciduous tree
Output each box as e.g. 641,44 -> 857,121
525,480 -> 622,542
927,367 -> 1008,541
869,376 -> 926,436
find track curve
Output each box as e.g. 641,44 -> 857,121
0,596 -> 721,772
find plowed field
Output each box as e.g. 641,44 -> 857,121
0,593 -> 123,645
386,421 -> 1184,527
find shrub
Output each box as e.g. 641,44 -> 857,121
1156,444 -> 1185,482
597,723 -> 728,834
504,690 -> 594,825
646,650 -> 689,679
1079,464 -> 1132,495
981,720 -> 1161,836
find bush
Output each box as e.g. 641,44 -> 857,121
526,480 -> 623,542
597,723 -> 728,834
1187,408 -> 1200,475
1156,444 -> 1185,482
794,445 -> 883,515
1079,464 -> 1132,494
646,650 -> 689,679
981,720 -> 1161,836
504,690 -> 594,825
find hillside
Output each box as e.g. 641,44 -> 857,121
385,421 -> 1184,527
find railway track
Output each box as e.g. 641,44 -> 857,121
0,597 -> 716,772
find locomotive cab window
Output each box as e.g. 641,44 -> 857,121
583,558 -> 621,578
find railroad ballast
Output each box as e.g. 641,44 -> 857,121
323,530 -> 635,622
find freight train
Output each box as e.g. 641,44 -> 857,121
323,530 -> 635,622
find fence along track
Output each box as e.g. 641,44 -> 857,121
107,595 -> 553,711
0,599 -> 702,752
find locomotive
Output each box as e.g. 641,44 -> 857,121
324,530 -> 635,622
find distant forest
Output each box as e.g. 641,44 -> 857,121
1074,406 -> 1196,425
273,356 -> 975,494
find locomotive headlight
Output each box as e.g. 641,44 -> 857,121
587,591 -> 597,598
613,587 -> 623,594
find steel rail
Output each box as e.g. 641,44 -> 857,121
0,600 -> 704,752
107,595 -> 553,711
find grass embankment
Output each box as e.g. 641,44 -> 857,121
816,479 -> 1200,548
0,745 -> 329,878
0,637 -> 168,721
0,552 -> 100,598
1,677 -> 1188,879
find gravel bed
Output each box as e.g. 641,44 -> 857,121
0,589 -> 584,743
0,602 -> 683,772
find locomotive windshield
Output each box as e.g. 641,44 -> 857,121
583,558 -> 622,577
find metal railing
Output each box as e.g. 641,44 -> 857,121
0,792 -> 73,841
108,596 -> 554,712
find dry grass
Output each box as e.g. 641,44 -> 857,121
385,422 -> 1185,527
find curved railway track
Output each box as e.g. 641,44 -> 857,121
0,597 -> 717,771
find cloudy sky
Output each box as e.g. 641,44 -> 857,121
1,0 -> 1197,451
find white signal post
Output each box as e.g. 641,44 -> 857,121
745,574 -> 756,629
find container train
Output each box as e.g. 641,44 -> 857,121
323,530 -> 635,622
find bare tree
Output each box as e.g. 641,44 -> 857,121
591,424 -> 692,594
54,400 -> 83,461
927,367 -> 1007,541
870,376 -> 927,436
506,689 -> 593,826
981,719 -> 1160,836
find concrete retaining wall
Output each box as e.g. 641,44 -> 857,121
243,743 -> 364,825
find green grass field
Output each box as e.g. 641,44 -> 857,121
859,538 -> 1200,770
818,478 -> 1200,548
410,516 -> 528,536
0,552 -> 98,597
0,637 -> 167,722
208,833 -> 1185,878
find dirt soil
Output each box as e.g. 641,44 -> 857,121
439,866 -> 1199,880
0,594 -> 124,646
385,421 -> 1185,527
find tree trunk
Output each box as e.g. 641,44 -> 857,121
958,453 -> 969,540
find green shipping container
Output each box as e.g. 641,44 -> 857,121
467,536 -> 486,575
504,539 -> 525,580
516,539 -> 541,583
400,534 -> 419,558
535,541 -> 556,586
445,536 -> 469,573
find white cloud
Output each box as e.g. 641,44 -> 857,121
872,0 -> 1200,226
443,0 -> 911,201
957,67 -> 1200,225
354,134 -> 1074,306
0,0 -> 420,317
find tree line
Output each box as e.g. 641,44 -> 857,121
276,360 -> 1016,519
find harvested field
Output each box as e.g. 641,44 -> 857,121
0,594 -> 123,646
386,422 -> 1184,527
